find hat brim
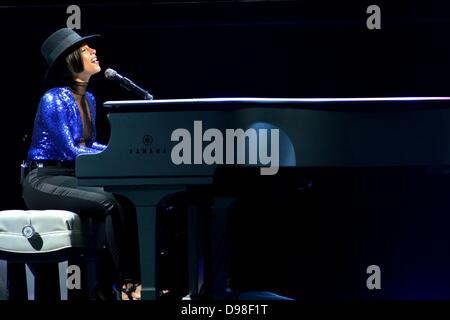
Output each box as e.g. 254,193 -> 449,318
44,34 -> 100,81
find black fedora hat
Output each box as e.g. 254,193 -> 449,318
41,27 -> 100,79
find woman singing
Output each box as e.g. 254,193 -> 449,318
22,27 -> 141,300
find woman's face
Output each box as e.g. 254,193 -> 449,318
79,43 -> 101,75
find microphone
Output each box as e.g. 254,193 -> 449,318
104,68 -> 153,100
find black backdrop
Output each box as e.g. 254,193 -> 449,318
2,0 -> 450,300
2,0 -> 450,209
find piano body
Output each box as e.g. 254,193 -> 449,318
76,97 -> 450,299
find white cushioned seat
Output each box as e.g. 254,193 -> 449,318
0,209 -> 104,300
0,210 -> 83,254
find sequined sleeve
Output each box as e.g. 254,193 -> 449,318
92,142 -> 107,151
41,92 -> 102,158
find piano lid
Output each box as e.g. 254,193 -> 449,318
103,97 -> 450,112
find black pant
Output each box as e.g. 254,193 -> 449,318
21,166 -> 141,285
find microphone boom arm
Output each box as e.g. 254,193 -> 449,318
105,68 -> 154,100
120,77 -> 153,100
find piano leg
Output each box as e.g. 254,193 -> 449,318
135,205 -> 158,300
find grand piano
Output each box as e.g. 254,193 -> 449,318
76,97 -> 450,299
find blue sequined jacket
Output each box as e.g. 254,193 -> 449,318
27,87 -> 107,161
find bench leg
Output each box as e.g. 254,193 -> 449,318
58,261 -> 68,300
25,264 -> 35,300
0,260 -> 7,300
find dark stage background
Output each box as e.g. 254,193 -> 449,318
2,0 -> 450,300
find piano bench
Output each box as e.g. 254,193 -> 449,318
0,210 -> 105,300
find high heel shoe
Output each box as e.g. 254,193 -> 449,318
114,280 -> 142,300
